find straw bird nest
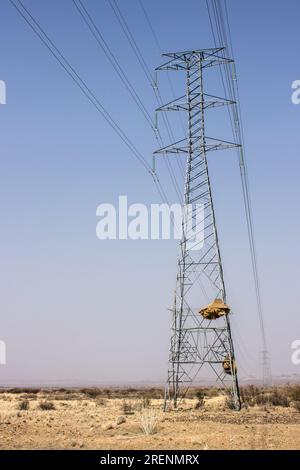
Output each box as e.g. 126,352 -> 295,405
199,298 -> 230,320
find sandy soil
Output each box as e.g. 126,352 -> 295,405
0,391 -> 299,450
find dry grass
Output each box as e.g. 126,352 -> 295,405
0,387 -> 300,449
139,410 -> 158,435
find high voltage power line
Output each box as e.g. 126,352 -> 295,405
138,0 -> 188,145
9,0 -> 269,384
8,0 -> 176,209
72,0 -> 155,130
137,0 -> 265,377
115,0 -> 214,306
107,0 -> 185,181
9,0 -> 184,207
205,0 -> 271,385
72,0 -> 183,200
8,0 -> 153,175
73,0 -> 183,202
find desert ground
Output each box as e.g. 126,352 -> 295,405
0,386 -> 299,450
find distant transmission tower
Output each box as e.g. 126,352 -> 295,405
261,350 -> 272,387
154,48 -> 241,410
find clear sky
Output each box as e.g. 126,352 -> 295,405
0,0 -> 300,386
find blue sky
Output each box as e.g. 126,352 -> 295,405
0,0 -> 300,385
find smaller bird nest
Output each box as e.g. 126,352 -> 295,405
222,356 -> 237,375
199,298 -> 230,320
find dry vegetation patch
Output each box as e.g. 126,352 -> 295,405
0,385 -> 299,449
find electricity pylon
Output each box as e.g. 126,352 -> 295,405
261,349 -> 272,387
154,48 -> 241,410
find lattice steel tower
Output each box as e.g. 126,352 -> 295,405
154,48 -> 241,410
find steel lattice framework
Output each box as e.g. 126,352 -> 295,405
154,48 -> 241,410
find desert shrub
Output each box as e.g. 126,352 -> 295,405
226,397 -> 237,410
7,388 -> 41,394
117,387 -> 163,400
142,388 -> 163,399
293,401 -> 300,412
268,389 -> 289,407
0,394 -> 11,401
194,400 -> 203,410
205,387 -> 219,398
81,388 -> 102,399
193,387 -> 218,399
96,397 -> 107,406
195,390 -> 205,409
133,400 -> 142,412
52,393 -> 78,401
39,401 -> 55,411
195,390 -> 205,401
139,410 -> 158,435
121,400 -> 134,415
122,388 -> 139,396
23,393 -> 38,400
78,387 -> 163,400
141,396 -> 151,409
240,385 -> 262,406
18,399 -> 29,411
133,396 -> 152,412
56,388 -> 74,395
256,389 -> 289,407
241,386 -> 290,407
289,385 -> 300,402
